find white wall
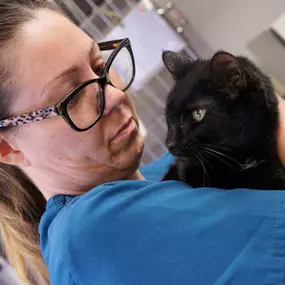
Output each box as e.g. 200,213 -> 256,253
173,0 -> 285,59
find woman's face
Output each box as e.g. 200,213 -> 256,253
4,9 -> 144,196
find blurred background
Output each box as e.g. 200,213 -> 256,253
2,0 -> 285,283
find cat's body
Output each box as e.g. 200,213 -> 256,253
162,51 -> 285,190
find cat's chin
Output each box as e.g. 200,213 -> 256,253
176,155 -> 200,166
168,148 -> 198,164
169,148 -> 197,158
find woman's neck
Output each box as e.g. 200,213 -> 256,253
126,170 -> 145,181
24,167 -> 145,201
277,96 -> 285,167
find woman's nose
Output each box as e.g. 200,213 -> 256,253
103,84 -> 125,116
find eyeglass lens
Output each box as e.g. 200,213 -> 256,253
66,44 -> 134,130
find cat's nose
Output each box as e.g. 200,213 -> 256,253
166,143 -> 174,150
165,141 -> 176,152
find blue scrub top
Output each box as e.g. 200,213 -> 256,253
39,153 -> 285,285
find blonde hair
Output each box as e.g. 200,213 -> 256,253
0,1 -> 62,284
0,165 -> 48,285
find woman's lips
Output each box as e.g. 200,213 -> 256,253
110,117 -> 136,142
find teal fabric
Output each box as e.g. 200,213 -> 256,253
140,152 -> 175,181
39,153 -> 285,285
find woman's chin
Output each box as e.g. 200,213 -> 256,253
108,128 -> 144,168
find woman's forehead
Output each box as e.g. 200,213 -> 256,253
11,9 -> 98,113
20,9 -> 94,71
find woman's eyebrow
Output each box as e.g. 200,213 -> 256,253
41,41 -> 98,96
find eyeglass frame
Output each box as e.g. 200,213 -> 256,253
0,38 -> 135,132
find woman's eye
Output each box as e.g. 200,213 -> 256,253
69,93 -> 80,105
93,62 -> 106,77
192,109 -> 207,122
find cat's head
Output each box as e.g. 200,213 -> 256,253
162,50 -> 277,160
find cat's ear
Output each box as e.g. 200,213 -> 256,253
210,51 -> 246,99
162,51 -> 191,80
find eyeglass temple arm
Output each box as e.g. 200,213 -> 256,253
98,39 -> 126,51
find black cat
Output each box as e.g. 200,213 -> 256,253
162,50 -> 285,190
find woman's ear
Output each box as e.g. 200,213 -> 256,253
0,137 -> 29,166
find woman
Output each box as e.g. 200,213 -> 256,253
0,1 -> 285,285
0,1 -> 144,284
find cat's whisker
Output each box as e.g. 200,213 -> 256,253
204,150 -> 237,171
200,154 -> 210,186
204,148 -> 242,166
196,154 -> 206,187
196,152 -> 209,187
203,144 -> 231,152
201,154 -> 214,175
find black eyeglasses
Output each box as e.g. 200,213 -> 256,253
0,38 -> 135,132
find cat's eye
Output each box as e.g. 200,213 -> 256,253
192,109 -> 207,122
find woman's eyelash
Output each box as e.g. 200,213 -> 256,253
93,62 -> 106,76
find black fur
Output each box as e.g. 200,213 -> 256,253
162,50 -> 285,190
